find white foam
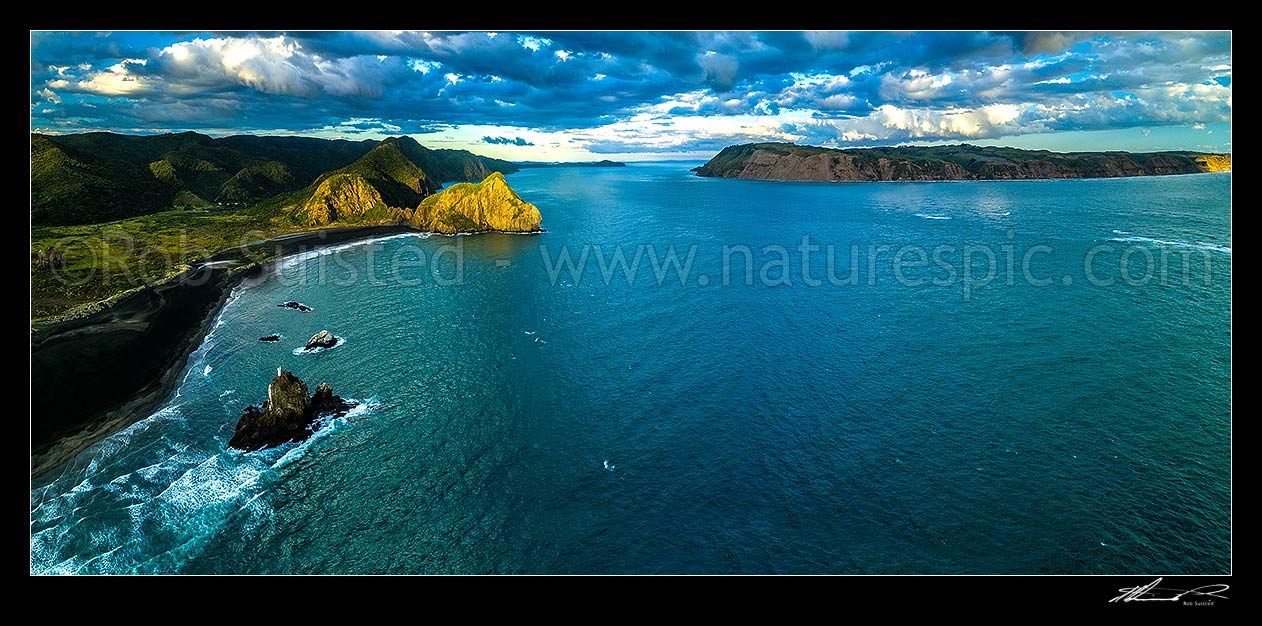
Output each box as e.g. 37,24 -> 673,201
1109,235 -> 1231,255
915,213 -> 951,220
31,436 -> 277,574
177,296 -> 234,392
292,336 -> 346,355
275,233 -> 432,272
269,399 -> 377,470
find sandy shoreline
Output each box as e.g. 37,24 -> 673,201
30,224 -> 414,480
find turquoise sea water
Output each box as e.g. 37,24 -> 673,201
31,164 -> 1231,574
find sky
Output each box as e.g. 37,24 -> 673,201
30,31 -> 1231,161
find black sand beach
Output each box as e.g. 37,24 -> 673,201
30,225 -> 412,478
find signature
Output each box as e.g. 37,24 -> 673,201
1110,578 -> 1230,603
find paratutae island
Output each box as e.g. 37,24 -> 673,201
410,172 -> 542,234
695,142 -> 1232,182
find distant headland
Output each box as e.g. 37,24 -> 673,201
694,142 -> 1231,182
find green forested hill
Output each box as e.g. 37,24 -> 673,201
30,132 -> 519,226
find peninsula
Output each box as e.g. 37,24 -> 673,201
694,142 -> 1232,182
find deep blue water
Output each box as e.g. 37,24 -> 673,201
31,164 -> 1231,574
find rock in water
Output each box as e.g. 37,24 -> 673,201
408,171 -> 542,234
259,334 -> 281,342
305,330 -> 337,350
310,382 -> 352,416
267,369 -> 310,419
229,370 -> 309,450
278,301 -> 312,311
228,369 -> 356,450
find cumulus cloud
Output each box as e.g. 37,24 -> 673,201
482,135 -> 534,146
30,30 -> 1231,154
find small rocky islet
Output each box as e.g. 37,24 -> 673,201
277,301 -> 312,312
229,369 -> 355,451
304,330 -> 339,350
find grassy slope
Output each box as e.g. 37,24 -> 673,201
31,208 -> 290,321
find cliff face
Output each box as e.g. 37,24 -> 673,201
288,147 -> 543,233
1196,154 -> 1232,172
301,173 -> 390,224
409,172 -> 543,234
695,143 -> 1233,182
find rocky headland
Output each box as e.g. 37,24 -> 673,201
409,172 -> 543,234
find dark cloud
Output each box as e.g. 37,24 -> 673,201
30,31 -> 1231,153
482,135 -> 534,146
1005,31 -> 1092,55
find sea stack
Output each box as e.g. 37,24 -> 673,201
228,368 -> 354,451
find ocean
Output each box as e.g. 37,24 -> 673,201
30,164 -> 1232,574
